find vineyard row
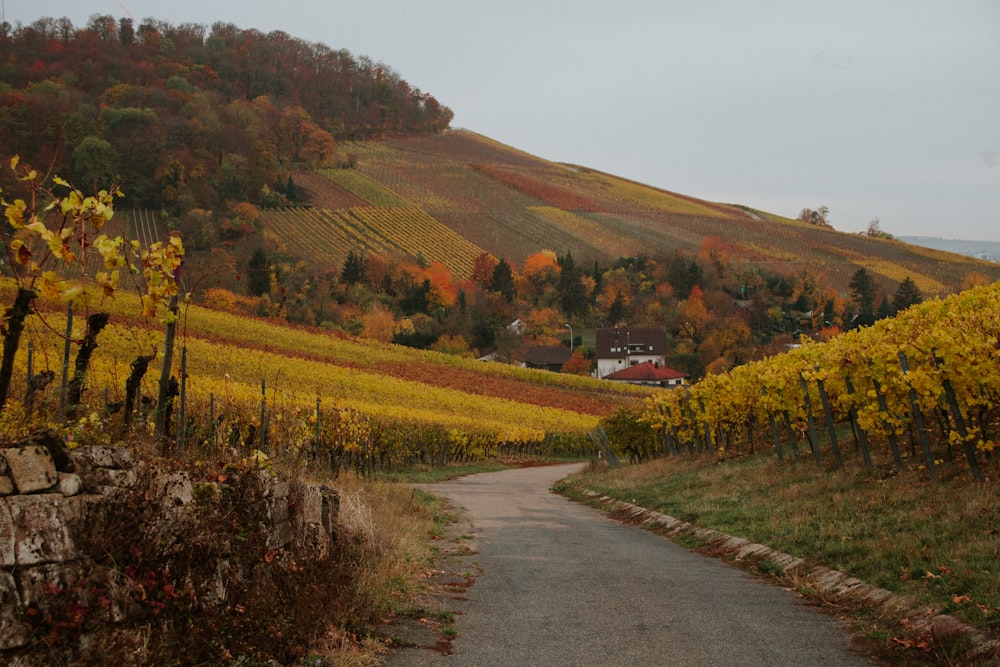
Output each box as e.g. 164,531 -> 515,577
260,206 -> 483,278
638,283 -> 1000,483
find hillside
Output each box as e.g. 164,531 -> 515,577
257,130 -> 1000,297
5,15 -> 1000,383
0,16 -> 452,214
3,15 -> 996,302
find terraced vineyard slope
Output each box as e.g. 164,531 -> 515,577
261,130 -> 1000,294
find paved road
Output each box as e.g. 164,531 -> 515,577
389,463 -> 872,666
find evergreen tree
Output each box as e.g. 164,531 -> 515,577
340,250 -> 366,285
608,292 -> 628,325
401,278 -> 431,315
557,252 -> 588,317
876,293 -> 894,321
285,175 -> 298,202
490,258 -> 516,303
667,254 -> 703,298
892,276 -> 923,312
247,247 -> 271,297
848,267 -> 877,328
591,260 -> 603,304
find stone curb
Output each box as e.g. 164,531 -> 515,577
570,487 -> 1000,663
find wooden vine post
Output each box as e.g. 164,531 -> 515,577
59,302 -> 73,416
898,352 -> 937,479
934,353 -> 983,482
0,288 -> 36,411
781,411 -> 802,462
799,376 -> 822,467
871,376 -> 906,472
155,295 -> 179,451
66,312 -> 111,417
814,375 -> 844,469
842,376 -> 873,472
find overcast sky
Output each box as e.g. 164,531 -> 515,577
7,1 -> 1000,241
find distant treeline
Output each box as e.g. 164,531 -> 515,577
0,16 -> 453,213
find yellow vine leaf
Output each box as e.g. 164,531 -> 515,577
141,294 -> 158,318
9,239 -> 31,265
37,271 -> 67,301
5,199 -> 26,228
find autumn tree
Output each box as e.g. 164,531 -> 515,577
699,236 -> 730,279
361,303 -> 396,342
276,106 -> 336,166
420,261 -> 456,309
677,285 -> 711,343
430,334 -> 473,357
471,252 -> 498,288
521,250 -> 559,304
561,350 -> 591,375
798,206 -> 831,228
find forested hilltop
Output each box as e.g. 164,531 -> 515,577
0,15 -> 452,214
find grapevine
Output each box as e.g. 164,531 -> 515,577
642,283 -> 1000,481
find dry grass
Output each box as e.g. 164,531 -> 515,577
312,472 -> 449,666
334,474 -> 442,614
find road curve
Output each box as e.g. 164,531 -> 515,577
388,463 -> 872,666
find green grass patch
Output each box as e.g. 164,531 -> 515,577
375,462 -> 514,483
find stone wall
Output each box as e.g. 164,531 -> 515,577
0,430 -> 339,662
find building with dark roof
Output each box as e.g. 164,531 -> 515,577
519,345 -> 573,372
594,327 -> 668,379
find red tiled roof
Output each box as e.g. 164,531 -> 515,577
604,361 -> 687,382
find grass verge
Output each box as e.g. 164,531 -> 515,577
375,457 -> 587,483
374,461 -> 513,483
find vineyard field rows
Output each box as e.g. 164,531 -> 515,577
317,168 -> 412,207
259,206 -> 484,278
4,285 -> 645,466
640,282 -> 1000,484
313,130 -> 1000,297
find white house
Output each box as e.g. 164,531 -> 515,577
594,327 -> 668,379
